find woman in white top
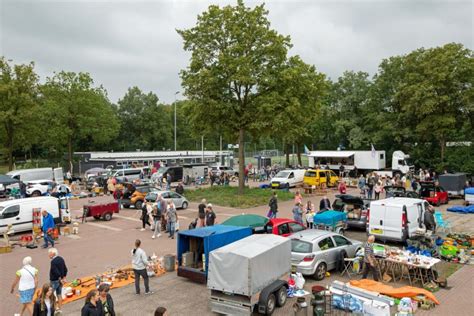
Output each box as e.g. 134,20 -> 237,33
10,256 -> 38,316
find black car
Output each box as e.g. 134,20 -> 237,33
332,194 -> 370,230
384,186 -> 419,198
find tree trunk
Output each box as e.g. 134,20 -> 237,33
297,143 -> 302,166
285,143 -> 290,168
440,137 -> 446,162
5,122 -> 14,171
238,128 -> 245,195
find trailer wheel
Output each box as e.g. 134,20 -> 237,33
265,293 -> 276,315
276,286 -> 287,307
103,213 -> 113,221
93,215 -> 101,220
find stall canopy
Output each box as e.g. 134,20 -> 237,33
308,151 -> 355,158
221,214 -> 269,228
0,174 -> 19,185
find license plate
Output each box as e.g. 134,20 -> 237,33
272,183 -> 279,187
291,265 -> 297,273
370,229 -> 383,234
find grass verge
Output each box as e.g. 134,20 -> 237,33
437,261 -> 463,278
184,186 -> 294,209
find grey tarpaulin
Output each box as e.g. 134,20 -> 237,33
207,234 -> 291,296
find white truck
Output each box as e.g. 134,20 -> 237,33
270,169 -> 306,189
7,167 -> 64,184
307,150 -> 414,176
208,234 -> 291,315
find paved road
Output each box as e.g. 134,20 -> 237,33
1,183 -> 471,315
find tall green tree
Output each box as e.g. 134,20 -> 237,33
42,72 -> 119,171
271,56 -> 327,166
116,87 -> 173,151
0,57 -> 40,170
178,0 -> 291,193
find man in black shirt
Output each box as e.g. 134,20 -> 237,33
48,248 -> 68,309
198,199 -> 206,227
205,204 -> 216,226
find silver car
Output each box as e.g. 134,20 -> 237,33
290,230 -> 362,280
145,190 -> 189,209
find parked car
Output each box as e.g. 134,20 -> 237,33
0,183 -> 6,198
290,230 -> 362,280
419,181 -> 449,206
86,174 -> 108,191
264,218 -> 306,237
128,186 -> 156,209
271,169 -> 306,189
152,166 -> 184,183
26,180 -> 56,197
111,168 -> 143,182
368,197 -> 430,242
384,186 -> 419,198
331,194 -> 370,230
303,169 -> 339,188
145,190 -> 189,209
210,165 -> 238,177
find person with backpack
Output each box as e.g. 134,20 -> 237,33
151,199 -> 162,239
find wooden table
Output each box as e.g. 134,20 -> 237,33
376,256 -> 440,286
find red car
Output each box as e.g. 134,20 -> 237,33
419,181 -> 448,206
264,218 -> 306,237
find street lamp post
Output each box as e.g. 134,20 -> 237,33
174,91 -> 180,151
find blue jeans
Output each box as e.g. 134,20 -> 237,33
269,211 -> 277,219
51,279 -> 62,295
43,233 -> 54,247
167,222 -> 175,237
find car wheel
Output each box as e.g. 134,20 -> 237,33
314,263 -> 327,281
103,213 -> 112,221
93,215 -> 101,220
336,227 -> 345,235
135,201 -> 143,210
276,286 -> 287,307
181,201 -> 188,209
266,293 -> 276,315
32,191 -> 41,197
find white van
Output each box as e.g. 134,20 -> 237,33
112,168 -> 142,182
270,169 -> 306,189
368,198 -> 430,242
7,167 -> 64,184
0,197 -> 70,234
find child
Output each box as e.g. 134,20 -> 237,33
305,201 -> 315,228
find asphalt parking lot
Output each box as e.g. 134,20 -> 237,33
1,183 -> 472,316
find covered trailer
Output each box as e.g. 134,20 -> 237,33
208,234 -> 291,315
177,225 -> 252,284
439,173 -> 467,196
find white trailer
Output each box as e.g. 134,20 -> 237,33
307,150 -> 413,176
7,167 -> 64,183
208,234 -> 291,315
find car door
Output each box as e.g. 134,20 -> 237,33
383,205 -> 403,240
288,222 -> 305,234
170,192 -> 182,207
332,234 -> 355,257
316,237 -> 337,270
318,171 -> 327,186
277,223 -> 291,237
0,204 -> 23,232
368,204 -> 385,237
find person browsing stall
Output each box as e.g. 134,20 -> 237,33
361,235 -> 379,281
98,283 -> 115,316
48,248 -> 68,310
11,256 -> 38,316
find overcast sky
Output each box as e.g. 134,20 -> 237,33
1,0 -> 472,104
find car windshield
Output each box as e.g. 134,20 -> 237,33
305,171 -> 316,177
291,239 -> 312,253
275,171 -> 290,178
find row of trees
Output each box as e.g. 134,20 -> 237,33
1,1 -> 473,193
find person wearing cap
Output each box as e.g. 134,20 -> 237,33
205,204 -> 216,226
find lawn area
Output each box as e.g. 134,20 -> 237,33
184,186 -> 294,209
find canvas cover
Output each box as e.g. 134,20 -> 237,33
439,173 -> 466,193
207,234 -> 291,296
314,210 -> 347,226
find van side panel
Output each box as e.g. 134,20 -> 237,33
383,205 -> 403,240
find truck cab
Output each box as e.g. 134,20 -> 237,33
391,151 -> 415,175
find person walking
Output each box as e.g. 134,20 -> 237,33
140,202 -> 151,232
113,188 -> 123,210
361,235 -> 379,281
11,256 -> 38,316
98,283 -> 115,316
81,289 -> 101,316
33,283 -> 56,316
166,201 -> 177,239
198,199 -> 206,227
358,174 -> 366,198
338,180 -> 347,194
292,202 -> 303,224
268,192 -> 278,219
48,248 -> 67,310
367,174 -> 374,199
41,210 -> 55,249
166,173 -> 172,191
152,200 -> 162,239
205,204 -> 216,226
107,177 -> 115,195
294,190 -> 303,205
374,181 -> 383,200
131,239 -> 152,295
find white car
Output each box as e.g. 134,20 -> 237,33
26,180 -> 55,197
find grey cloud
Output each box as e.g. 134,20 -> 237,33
1,0 -> 472,103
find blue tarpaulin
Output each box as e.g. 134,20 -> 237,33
313,210 -> 347,226
177,225 -> 252,278
465,187 -> 474,195
447,205 -> 474,214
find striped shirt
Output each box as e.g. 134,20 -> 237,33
364,242 -> 375,263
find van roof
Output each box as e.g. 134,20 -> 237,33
370,197 -> 424,206
0,196 -> 59,207
6,168 -> 52,175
